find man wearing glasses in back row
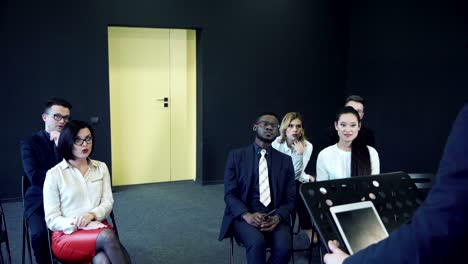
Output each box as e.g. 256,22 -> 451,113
20,98 -> 72,264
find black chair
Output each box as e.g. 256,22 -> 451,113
21,176 -> 32,264
291,213 -> 318,264
408,173 -> 436,200
291,177 -> 319,264
230,234 -> 280,264
48,210 -> 119,264
300,172 -> 424,263
0,200 -> 12,264
110,211 -> 119,239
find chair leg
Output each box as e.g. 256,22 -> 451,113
319,246 -> 325,264
292,212 -> 301,235
5,238 -> 11,264
0,247 -> 4,264
26,229 -> 32,264
22,221 -> 26,264
0,214 -> 11,264
291,246 -> 294,264
21,218 -> 32,264
230,237 -> 234,264
308,228 -> 316,264
22,219 -> 32,264
47,230 -> 55,264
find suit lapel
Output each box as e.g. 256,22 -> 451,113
41,130 -> 59,163
243,145 -> 255,201
270,148 -> 280,207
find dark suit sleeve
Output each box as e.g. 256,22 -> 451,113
20,138 -> 48,187
224,150 -> 248,218
366,128 -> 376,148
345,104 -> 468,264
326,125 -> 339,146
276,155 -> 296,222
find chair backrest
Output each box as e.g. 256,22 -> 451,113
0,201 -> 12,264
0,202 -> 5,239
22,176 -> 30,206
22,175 -> 31,194
109,211 -> 119,239
0,202 -> 10,248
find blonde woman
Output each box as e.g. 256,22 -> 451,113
272,112 -> 314,242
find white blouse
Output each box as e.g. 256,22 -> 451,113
316,144 -> 380,181
43,159 -> 114,234
272,137 -> 313,183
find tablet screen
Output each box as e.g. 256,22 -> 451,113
332,205 -> 388,254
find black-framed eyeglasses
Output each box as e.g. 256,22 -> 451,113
256,121 -> 280,129
47,113 -> 71,122
73,136 -> 93,146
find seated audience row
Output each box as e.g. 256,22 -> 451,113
21,95 -> 378,264
219,98 -> 381,264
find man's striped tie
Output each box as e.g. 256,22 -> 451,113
259,149 -> 271,207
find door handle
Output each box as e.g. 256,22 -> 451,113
157,97 -> 169,108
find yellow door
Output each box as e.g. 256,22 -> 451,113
169,29 -> 197,181
108,27 -> 196,186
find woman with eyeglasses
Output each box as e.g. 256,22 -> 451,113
43,120 -> 131,263
272,112 -> 315,242
316,106 -> 380,181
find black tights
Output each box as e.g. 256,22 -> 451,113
92,229 -> 131,264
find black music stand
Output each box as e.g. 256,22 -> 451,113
300,172 -> 424,257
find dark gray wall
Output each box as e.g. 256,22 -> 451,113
345,0 -> 468,174
4,0 -> 465,200
2,0 -> 348,199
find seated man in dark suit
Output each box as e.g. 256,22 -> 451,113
324,103 -> 468,264
219,112 -> 296,264
20,98 -> 72,264
326,95 -> 375,147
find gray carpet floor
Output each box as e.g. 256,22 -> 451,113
1,181 -> 321,263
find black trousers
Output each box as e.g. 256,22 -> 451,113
233,219 -> 291,264
27,207 -> 52,264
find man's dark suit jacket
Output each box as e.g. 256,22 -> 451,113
218,144 -> 296,241
20,130 -> 61,219
345,104 -> 468,264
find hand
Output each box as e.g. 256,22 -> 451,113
292,141 -> 305,155
324,240 -> 349,264
49,131 -> 61,146
71,213 -> 94,228
260,214 -> 280,232
243,212 -> 266,228
309,175 -> 315,182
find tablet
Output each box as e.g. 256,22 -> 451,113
329,201 -> 388,254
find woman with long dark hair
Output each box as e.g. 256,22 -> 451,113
43,120 -> 131,263
316,107 -> 379,181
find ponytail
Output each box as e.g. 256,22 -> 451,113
351,133 -> 371,176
